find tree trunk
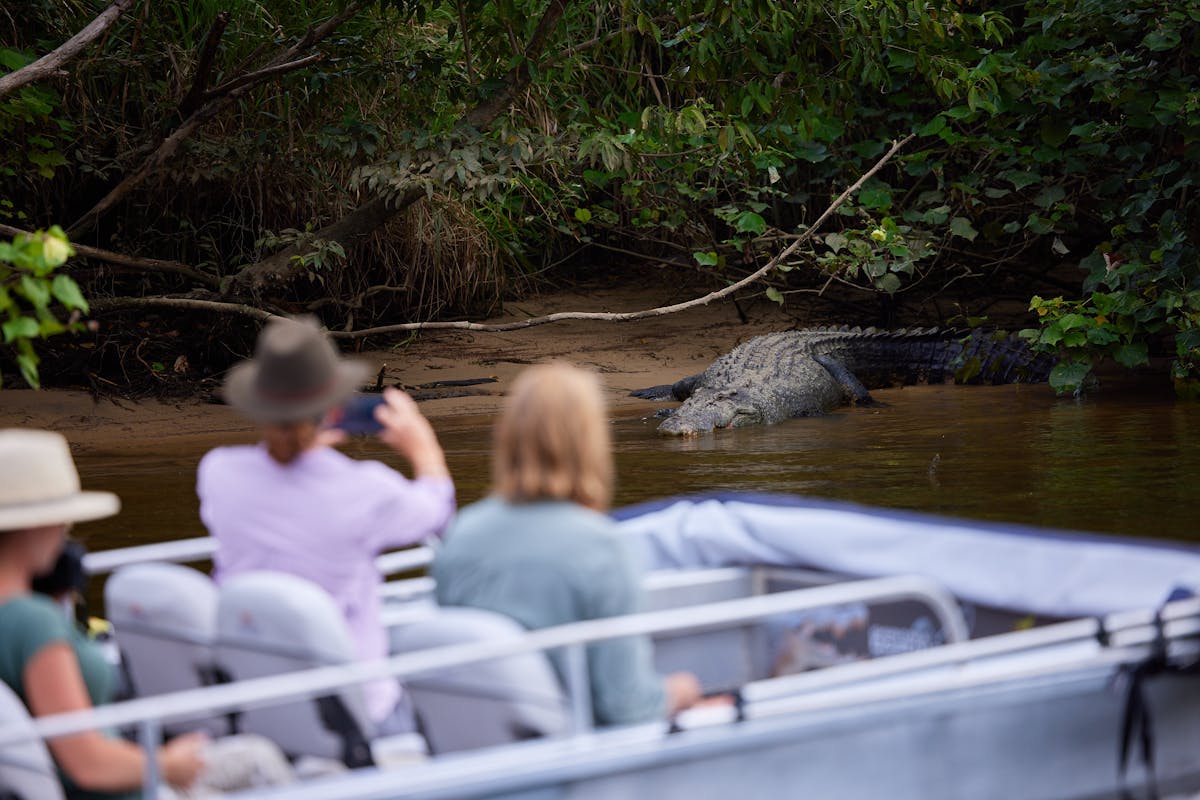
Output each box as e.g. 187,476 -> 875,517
230,190 -> 421,298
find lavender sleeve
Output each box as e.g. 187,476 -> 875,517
360,465 -> 456,551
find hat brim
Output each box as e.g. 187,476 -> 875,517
0,490 -> 120,531
222,359 -> 370,423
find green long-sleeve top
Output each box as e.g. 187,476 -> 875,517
431,497 -> 667,726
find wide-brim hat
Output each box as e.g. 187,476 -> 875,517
222,315 -> 369,424
0,430 -> 120,531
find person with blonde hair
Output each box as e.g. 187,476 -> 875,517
197,315 -> 455,734
0,430 -> 293,799
432,362 -> 704,726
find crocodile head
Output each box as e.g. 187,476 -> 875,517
656,388 -> 762,435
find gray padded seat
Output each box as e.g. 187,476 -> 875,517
104,562 -> 228,736
391,606 -> 569,754
0,680 -> 64,800
215,571 -> 386,768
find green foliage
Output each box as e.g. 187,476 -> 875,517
0,227 -> 89,389
990,1 -> 1200,393
256,227 -> 348,285
2,0 -> 1199,394
0,48 -> 72,219
814,219 -> 935,295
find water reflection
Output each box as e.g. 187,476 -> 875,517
72,382 -> 1200,556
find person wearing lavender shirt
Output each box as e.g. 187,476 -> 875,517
197,316 -> 454,733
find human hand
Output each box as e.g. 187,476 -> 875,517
159,732 -> 207,789
374,387 -> 449,479
663,671 -> 704,715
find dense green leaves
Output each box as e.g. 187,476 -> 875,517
0,227 -> 88,388
1,0 -> 1198,394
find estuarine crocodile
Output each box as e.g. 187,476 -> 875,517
631,327 -> 1056,435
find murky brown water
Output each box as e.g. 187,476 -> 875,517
72,381 -> 1199,556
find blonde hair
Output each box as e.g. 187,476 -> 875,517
492,362 -> 614,510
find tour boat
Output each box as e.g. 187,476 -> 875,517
3,493 -> 1200,800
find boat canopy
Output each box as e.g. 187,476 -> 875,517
614,493 -> 1200,619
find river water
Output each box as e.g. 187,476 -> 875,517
72,381 -> 1199,554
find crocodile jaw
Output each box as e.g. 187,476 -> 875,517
656,397 -> 739,436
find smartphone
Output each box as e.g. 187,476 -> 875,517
335,394 -> 386,435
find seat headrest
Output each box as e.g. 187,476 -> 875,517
217,571 -> 355,663
106,562 -> 217,632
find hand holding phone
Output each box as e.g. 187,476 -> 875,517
334,394 -> 386,435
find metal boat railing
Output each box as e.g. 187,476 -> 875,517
5,574 -> 1198,798
81,538 -> 435,578
0,574 -> 969,795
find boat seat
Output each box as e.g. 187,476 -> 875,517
391,606 -> 570,754
0,681 -> 65,800
104,562 -> 229,737
215,571 -> 417,769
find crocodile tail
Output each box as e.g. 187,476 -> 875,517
830,327 -> 956,387
950,329 -> 1056,384
828,327 -> 1054,387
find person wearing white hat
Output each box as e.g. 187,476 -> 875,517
0,429 -> 208,798
0,431 -> 297,800
197,315 -> 455,734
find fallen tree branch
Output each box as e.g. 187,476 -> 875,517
0,223 -> 220,288
0,0 -> 135,99
322,134 -> 915,339
89,296 -> 276,322
84,135 -> 913,339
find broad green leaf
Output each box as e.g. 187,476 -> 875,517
1002,170 -> 1041,190
573,208 -> 592,224
1142,28 -> 1181,51
2,316 -> 38,343
1049,360 -> 1093,395
949,217 -> 978,242
919,116 -> 946,137
858,187 -> 892,210
51,275 -> 89,312
581,170 -> 610,188
875,273 -> 902,294
794,142 -> 828,163
765,286 -> 784,304
1033,185 -> 1066,209
864,259 -> 888,278
0,47 -> 34,71
1025,215 -> 1054,235
1113,342 -> 1150,368
18,275 -> 51,308
38,314 -> 65,337
733,212 -> 766,235
17,351 -> 39,390
693,251 -> 719,267
1086,327 -> 1119,345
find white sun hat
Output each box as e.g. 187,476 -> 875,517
0,430 -> 120,531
